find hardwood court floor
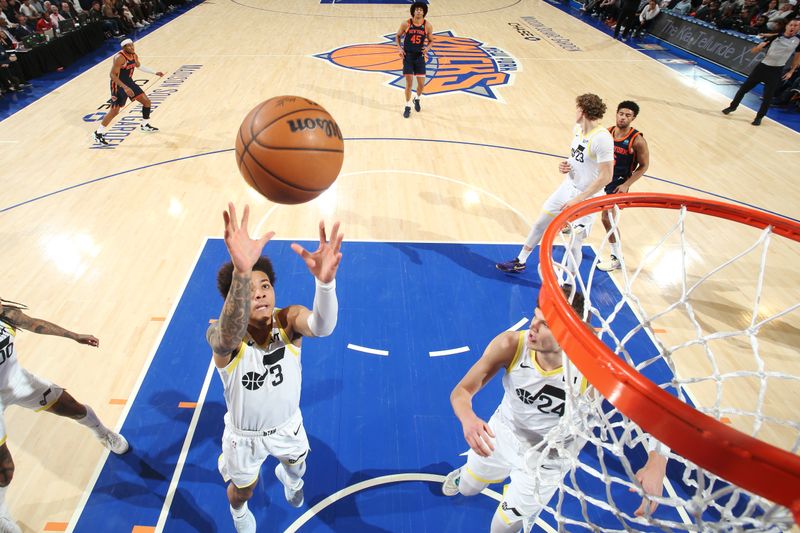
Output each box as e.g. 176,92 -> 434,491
1,0 -> 798,530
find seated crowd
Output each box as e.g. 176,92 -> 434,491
0,0 -> 186,97
580,0 -> 800,111
582,0 -> 798,35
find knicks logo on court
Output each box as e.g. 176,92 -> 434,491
315,31 -> 519,100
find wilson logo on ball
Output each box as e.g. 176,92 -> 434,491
235,95 -> 344,205
287,118 -> 343,140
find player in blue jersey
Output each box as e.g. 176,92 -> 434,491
396,2 -> 433,118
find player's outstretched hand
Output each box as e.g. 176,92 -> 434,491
222,203 -> 275,274
291,221 -> 343,284
558,160 -> 572,174
631,454 -> 667,517
75,334 -> 99,347
463,416 -> 496,457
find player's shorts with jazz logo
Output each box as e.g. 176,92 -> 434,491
218,409 -> 309,489
0,322 -> 64,442
315,31 -> 519,100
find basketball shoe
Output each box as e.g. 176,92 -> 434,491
231,503 -> 256,533
442,468 -> 462,496
98,430 -> 130,454
275,464 -> 304,507
403,106 -> 411,118
414,97 -> 421,112
93,131 -> 109,145
496,258 -> 526,273
140,123 -> 159,132
597,255 -> 621,272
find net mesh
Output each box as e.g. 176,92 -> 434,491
529,195 -> 800,532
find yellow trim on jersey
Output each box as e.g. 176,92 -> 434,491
0,320 -> 15,336
532,351 -> 563,377
542,209 -> 559,218
497,484 -> 512,524
233,475 -> 259,490
506,332 -> 526,372
465,466 -> 505,485
580,377 -> 589,394
218,453 -> 230,482
278,326 -> 300,356
0,435 -> 6,447
223,342 -> 247,374
584,125 -> 606,158
34,392 -> 61,413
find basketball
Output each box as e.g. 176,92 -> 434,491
235,95 -> 344,205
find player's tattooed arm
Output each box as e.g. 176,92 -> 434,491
3,308 -> 75,339
207,271 -> 251,356
4,308 -> 99,346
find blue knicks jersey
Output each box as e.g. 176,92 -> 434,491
117,51 -> 137,84
403,18 -> 427,53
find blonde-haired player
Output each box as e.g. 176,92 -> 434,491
206,203 -> 343,533
442,287 -> 667,533
496,94 -> 614,275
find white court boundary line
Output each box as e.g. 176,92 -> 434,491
66,238 -> 209,532
155,360 -> 217,530
429,346 -> 469,357
283,473 -> 557,533
507,317 -> 529,331
347,343 -> 389,356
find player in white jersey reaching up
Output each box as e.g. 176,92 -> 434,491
496,94 -> 614,275
442,286 -> 667,533
0,298 -> 129,533
206,203 -> 343,533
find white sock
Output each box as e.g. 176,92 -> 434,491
230,501 -> 248,519
610,242 -> 621,258
96,125 -> 107,134
517,248 -> 532,264
76,405 -> 108,436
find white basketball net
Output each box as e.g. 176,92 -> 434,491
529,203 -> 800,532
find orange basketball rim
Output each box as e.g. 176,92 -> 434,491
538,192 -> 800,524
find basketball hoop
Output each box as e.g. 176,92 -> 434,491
538,193 -> 800,529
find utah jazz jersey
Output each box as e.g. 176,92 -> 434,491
403,18 -> 427,53
499,332 -> 587,443
0,320 -> 17,379
610,127 -> 642,179
217,311 -> 302,432
567,124 -> 615,191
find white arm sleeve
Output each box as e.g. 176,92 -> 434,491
306,278 -> 338,337
139,65 -> 156,74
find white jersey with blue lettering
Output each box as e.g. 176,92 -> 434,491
567,124 -> 614,191
216,310 -> 302,432
498,331 -> 587,444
